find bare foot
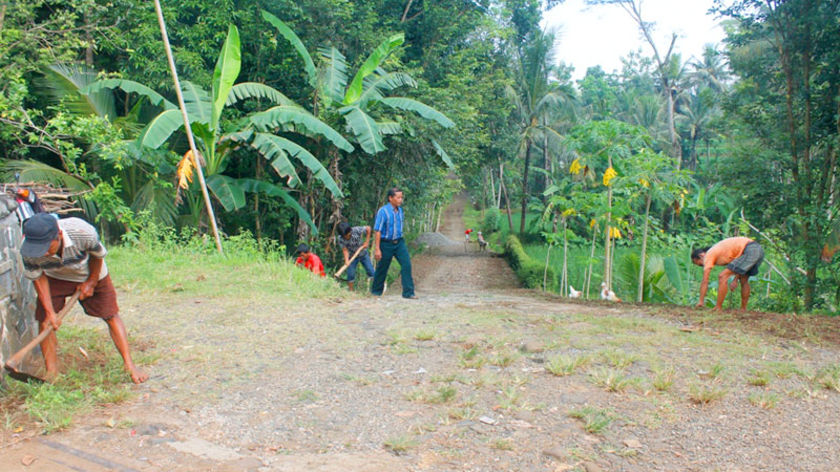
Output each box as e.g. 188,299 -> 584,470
128,366 -> 149,384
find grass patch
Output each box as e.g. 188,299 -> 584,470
490,438 -> 514,451
589,367 -> 635,393
546,354 -> 590,377
747,370 -> 771,387
488,349 -> 520,368
0,325 -> 139,432
383,435 -> 418,455
748,392 -> 779,409
600,349 -> 638,368
815,365 -> 840,392
688,383 -> 727,404
568,406 -> 613,434
458,346 -> 486,369
652,367 -> 675,392
414,330 -> 437,341
406,385 -> 458,404
293,389 -> 319,403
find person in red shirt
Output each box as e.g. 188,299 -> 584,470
295,243 -> 325,277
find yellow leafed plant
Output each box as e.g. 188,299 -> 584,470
569,158 -> 582,175
609,226 -> 622,239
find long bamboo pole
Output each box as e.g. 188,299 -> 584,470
153,0 -> 223,254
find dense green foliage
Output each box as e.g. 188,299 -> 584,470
1,0 -> 839,312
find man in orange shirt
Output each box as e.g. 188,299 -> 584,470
691,237 -> 764,311
295,243 -> 325,277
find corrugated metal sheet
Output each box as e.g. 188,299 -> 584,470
0,196 -> 41,384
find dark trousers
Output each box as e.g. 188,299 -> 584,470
371,238 -> 415,297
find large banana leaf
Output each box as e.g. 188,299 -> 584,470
251,133 -> 341,197
181,81 -> 212,126
379,97 -> 455,128
211,24 -> 241,133
206,173 -> 246,211
135,109 -> 186,149
378,120 -> 402,135
226,82 -> 296,107
261,10 -> 317,87
237,178 -> 316,234
431,139 -> 455,170
249,106 -> 353,152
340,106 -> 385,155
344,34 -> 405,105
357,72 -> 417,108
247,133 -> 302,186
317,46 -> 348,106
40,64 -> 116,120
82,79 -> 176,110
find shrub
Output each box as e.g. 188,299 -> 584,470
482,208 -> 501,234
504,234 -> 556,290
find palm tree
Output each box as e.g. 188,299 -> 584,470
508,29 -> 572,234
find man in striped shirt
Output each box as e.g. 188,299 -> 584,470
371,187 -> 416,299
21,214 -> 148,383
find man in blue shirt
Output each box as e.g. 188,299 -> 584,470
371,187 -> 417,299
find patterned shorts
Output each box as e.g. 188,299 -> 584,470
726,242 -> 765,277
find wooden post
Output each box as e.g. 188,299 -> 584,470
153,0 -> 223,254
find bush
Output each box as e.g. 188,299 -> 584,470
482,208 -> 501,234
504,234 -> 555,290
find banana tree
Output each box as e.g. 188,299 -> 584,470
262,11 -> 454,236
85,24 -> 352,232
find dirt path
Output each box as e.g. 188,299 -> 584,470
3,197 -> 840,472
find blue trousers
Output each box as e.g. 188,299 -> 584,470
346,251 -> 375,282
371,238 -> 415,298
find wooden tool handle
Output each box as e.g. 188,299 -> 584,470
4,291 -> 80,373
334,246 -> 366,278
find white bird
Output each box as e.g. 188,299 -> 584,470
600,282 -> 621,302
568,285 -> 582,299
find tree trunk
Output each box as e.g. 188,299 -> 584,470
254,154 -> 262,241
637,191 -> 652,302
604,186 -> 613,289
543,243 -> 551,293
520,139 -> 532,234
500,166 -> 514,232
543,116 -> 550,197
489,168 -> 496,210
666,86 -> 681,169
586,226 -> 597,298
497,161 -> 504,209
562,218 -> 568,297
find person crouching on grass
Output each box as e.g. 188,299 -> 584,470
336,222 -> 374,291
295,243 -> 326,277
20,213 -> 148,383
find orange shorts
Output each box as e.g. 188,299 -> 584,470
35,275 -> 119,322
